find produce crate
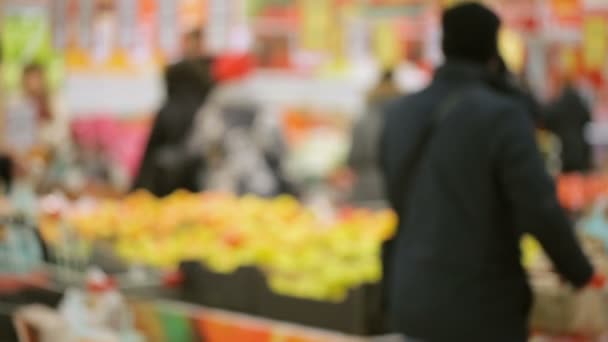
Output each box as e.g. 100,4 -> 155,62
179,262 -> 264,315
178,262 -> 384,335
257,281 -> 381,335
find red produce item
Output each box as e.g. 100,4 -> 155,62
222,231 -> 244,248
163,271 -> 184,288
558,173 -> 586,211
86,275 -> 117,293
590,273 -> 606,289
583,175 -> 608,205
212,54 -> 256,82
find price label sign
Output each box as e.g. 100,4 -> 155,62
499,28 -> 525,74
374,20 -> 401,68
550,0 -> 582,26
79,0 -> 94,49
117,0 -> 138,49
582,16 -> 607,72
300,0 -> 331,51
559,46 -> 578,77
51,0 -> 68,49
158,0 -> 178,55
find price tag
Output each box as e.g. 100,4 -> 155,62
117,0 -> 138,50
550,0 -> 582,26
79,0 -> 94,49
499,29 -> 525,74
158,0 -> 178,55
561,46 -> 576,73
374,20 -> 401,69
583,16 -> 607,72
300,0 -> 331,51
51,0 -> 68,49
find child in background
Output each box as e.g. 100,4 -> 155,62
4,64 -> 69,172
2,63 -> 73,195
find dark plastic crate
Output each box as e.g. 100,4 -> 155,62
179,261 -> 384,335
257,282 -> 381,335
179,262 -> 263,315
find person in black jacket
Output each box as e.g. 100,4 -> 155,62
487,57 -> 543,126
544,83 -> 593,172
379,3 -> 593,341
132,59 -> 214,196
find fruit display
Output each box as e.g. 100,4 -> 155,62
40,190 -> 397,302
557,173 -> 608,212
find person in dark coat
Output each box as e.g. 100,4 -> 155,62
346,69 -> 401,208
379,4 -> 593,341
487,57 -> 543,125
544,83 -> 593,172
132,59 -> 214,196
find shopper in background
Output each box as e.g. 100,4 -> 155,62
487,58 -> 564,175
487,57 -> 543,125
186,54 -> 292,197
379,3 -> 593,341
3,65 -> 38,157
132,60 -> 214,196
3,64 -> 68,173
133,28 -> 216,196
2,63 -> 70,186
345,69 -> 400,208
544,80 -> 593,173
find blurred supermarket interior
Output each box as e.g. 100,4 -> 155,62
2,0 -> 608,341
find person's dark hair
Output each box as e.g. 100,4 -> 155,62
442,3 -> 501,64
164,61 -> 210,97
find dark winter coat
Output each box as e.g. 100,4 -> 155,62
379,61 -> 593,341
